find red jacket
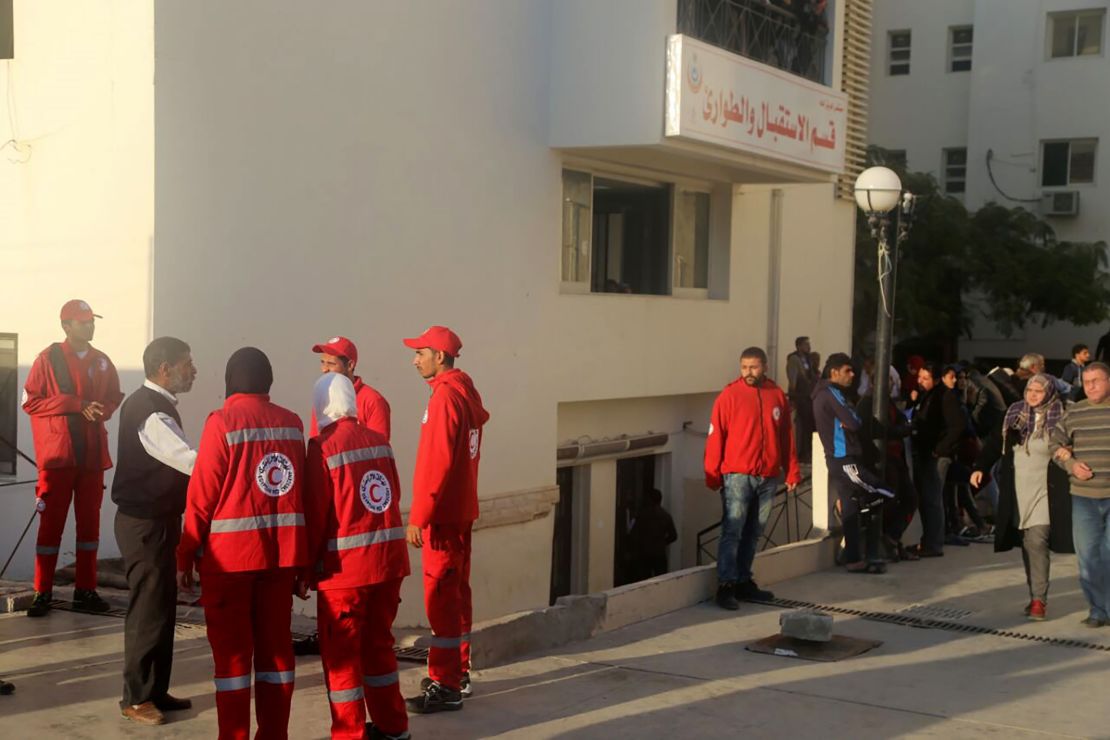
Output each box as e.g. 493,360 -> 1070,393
304,417 -> 410,590
309,377 -> 391,440
704,377 -> 800,489
177,394 -> 308,575
410,369 -> 489,528
22,341 -> 123,470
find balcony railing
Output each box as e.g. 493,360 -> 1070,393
677,0 -> 829,84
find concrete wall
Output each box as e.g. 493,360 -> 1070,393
0,0 -> 153,579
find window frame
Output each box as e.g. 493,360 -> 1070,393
1040,138 -> 1098,187
942,147 -> 967,195
888,29 -> 911,76
948,25 -> 973,72
1047,9 -> 1106,59
560,164 -> 718,299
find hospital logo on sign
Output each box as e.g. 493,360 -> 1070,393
359,470 -> 392,513
468,429 -> 480,459
256,453 -> 295,497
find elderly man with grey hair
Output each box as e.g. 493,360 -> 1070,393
1018,353 -> 1073,398
1051,361 -> 1110,627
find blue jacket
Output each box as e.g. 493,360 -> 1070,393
812,379 -> 863,460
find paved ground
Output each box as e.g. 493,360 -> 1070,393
2,542 -> 1108,738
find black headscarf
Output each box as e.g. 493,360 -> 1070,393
225,347 -> 273,397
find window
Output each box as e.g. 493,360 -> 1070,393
1041,139 -> 1097,186
888,30 -> 911,75
673,190 -> 710,290
949,26 -> 973,71
943,148 -> 967,194
0,333 -> 16,475
561,169 -> 714,296
1048,10 -> 1105,58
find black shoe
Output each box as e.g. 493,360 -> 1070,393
405,680 -> 463,714
421,672 -> 471,698
366,723 -> 411,740
73,589 -> 111,613
1081,616 -> 1108,628
26,591 -> 52,618
0,679 -> 13,695
292,632 -> 320,656
735,580 -> 774,601
715,583 -> 739,611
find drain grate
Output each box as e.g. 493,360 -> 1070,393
745,597 -> 1110,652
897,604 -> 975,621
51,600 -> 430,661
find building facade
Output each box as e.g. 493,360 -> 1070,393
2,0 -> 869,625
869,0 -> 1110,364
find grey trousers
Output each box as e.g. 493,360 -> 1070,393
1021,525 -> 1051,602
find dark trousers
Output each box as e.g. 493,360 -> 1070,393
115,511 -> 180,707
828,460 -> 887,564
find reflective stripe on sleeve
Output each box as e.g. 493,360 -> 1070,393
209,513 -> 305,533
325,445 -> 394,470
327,527 -> 406,552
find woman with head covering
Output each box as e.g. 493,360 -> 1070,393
972,373 -> 1074,621
176,347 -> 308,738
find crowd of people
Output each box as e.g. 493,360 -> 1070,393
706,337 -> 1110,630
18,300 -> 488,738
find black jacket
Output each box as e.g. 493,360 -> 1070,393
974,424 -> 1073,555
912,386 -> 966,459
812,379 -> 863,460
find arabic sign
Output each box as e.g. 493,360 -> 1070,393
665,35 -> 847,173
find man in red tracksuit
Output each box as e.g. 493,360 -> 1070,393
309,336 -> 391,440
302,373 -> 410,740
176,347 -> 307,740
401,326 -> 489,714
704,346 -> 800,611
23,299 -> 123,617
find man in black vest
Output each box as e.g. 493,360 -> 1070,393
112,337 -> 197,726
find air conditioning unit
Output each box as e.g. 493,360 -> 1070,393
1042,190 -> 1079,217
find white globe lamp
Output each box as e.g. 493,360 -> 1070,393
854,167 -> 903,214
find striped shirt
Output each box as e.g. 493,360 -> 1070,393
1050,399 -> 1110,499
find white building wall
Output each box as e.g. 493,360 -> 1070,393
870,0 -> 1110,363
0,0 -> 153,580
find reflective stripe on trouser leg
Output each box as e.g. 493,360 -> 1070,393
34,467 -> 77,593
252,570 -> 296,739
203,572 -> 254,740
423,536 -> 464,691
363,579 -> 407,737
73,469 -> 104,590
319,587 -> 369,740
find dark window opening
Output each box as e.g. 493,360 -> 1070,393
591,179 -> 670,296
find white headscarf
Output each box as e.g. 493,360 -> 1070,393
313,373 -> 357,430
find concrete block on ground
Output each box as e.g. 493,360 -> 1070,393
0,580 -> 36,613
779,609 -> 833,642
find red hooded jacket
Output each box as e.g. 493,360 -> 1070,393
22,341 -> 123,470
704,376 -> 800,490
177,394 -> 308,575
409,369 -> 489,528
304,417 -> 410,589
308,377 -> 391,440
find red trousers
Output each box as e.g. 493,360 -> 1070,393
35,467 -> 103,592
422,524 -> 472,691
202,569 -> 296,740
318,579 -> 407,740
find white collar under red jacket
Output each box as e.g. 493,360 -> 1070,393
176,393 -> 308,575
304,417 -> 410,589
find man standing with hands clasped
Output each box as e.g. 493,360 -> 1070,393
402,326 -> 489,714
23,299 -> 123,617
112,337 -> 198,726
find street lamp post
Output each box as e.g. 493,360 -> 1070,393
854,167 -> 916,474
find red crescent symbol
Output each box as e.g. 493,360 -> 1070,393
268,467 -> 283,486
368,482 -> 385,504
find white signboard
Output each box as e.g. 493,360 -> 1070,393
665,34 -> 848,173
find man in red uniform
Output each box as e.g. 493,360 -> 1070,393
23,299 -> 123,617
176,347 -> 307,740
402,326 -> 489,714
309,336 -> 391,440
302,373 -> 410,740
704,346 -> 800,610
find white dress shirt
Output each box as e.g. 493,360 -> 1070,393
137,379 -> 197,476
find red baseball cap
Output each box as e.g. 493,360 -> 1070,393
59,299 -> 102,322
403,326 -> 462,358
311,336 -> 358,365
